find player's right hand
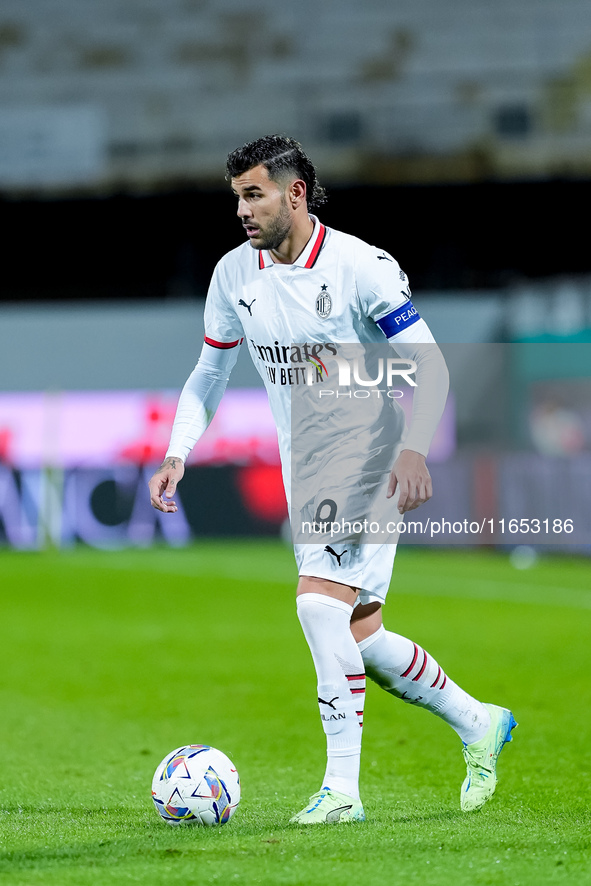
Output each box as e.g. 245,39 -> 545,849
148,456 -> 185,513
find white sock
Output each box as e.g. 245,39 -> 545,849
358,626 -> 490,745
296,593 -> 366,799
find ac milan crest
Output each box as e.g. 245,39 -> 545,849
315,284 -> 332,319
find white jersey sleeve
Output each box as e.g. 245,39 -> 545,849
392,341 -> 449,457
165,257 -> 245,461
203,259 -> 245,350
166,341 -> 240,462
353,240 -> 448,457
354,243 -> 425,339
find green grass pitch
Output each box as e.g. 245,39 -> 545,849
0,542 -> 590,885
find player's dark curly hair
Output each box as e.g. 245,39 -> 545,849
226,135 -> 327,210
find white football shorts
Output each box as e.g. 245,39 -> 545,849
293,541 -> 397,605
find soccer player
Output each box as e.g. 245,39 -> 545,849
148,135 -> 516,824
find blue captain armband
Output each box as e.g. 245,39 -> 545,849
376,301 -> 421,337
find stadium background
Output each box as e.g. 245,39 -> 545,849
1,0 -> 591,550
1,4 -> 590,885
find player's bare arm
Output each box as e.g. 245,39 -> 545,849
387,448 -> 432,513
148,456 -> 185,513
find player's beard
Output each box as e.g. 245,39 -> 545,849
255,195 -> 292,251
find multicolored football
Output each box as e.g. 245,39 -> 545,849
151,745 -> 240,826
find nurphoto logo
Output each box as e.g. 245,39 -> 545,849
303,355 -> 418,390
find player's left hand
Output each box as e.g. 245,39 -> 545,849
387,449 -> 432,514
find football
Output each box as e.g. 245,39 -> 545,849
151,744 -> 240,826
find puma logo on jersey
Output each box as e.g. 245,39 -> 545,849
324,545 -> 347,566
239,298 -> 256,316
377,254 -> 393,261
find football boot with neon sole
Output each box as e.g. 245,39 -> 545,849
461,703 -> 517,811
290,788 -> 365,824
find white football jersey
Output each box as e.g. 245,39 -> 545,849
167,215 -> 446,595
203,215 -> 430,476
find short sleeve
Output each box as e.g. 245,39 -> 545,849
203,260 -> 245,349
355,243 -> 422,339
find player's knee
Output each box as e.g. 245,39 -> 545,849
350,603 -> 382,643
